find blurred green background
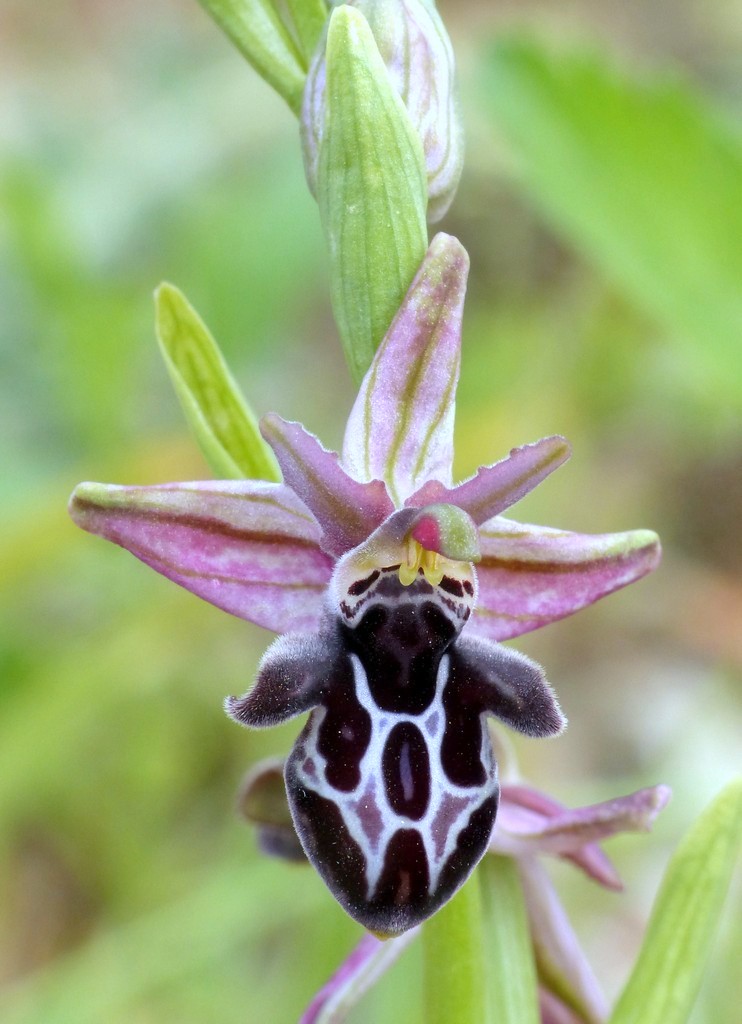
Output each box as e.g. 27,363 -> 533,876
1,1 -> 740,1021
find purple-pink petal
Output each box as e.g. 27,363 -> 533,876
469,517 -> 662,641
261,414 -> 394,557
300,930 -> 419,1024
69,480 -> 332,633
518,858 -> 609,1024
342,233 -> 468,505
501,784 -> 671,852
237,758 -> 307,863
496,784 -> 671,890
407,435 -> 570,523
496,788 -> 621,891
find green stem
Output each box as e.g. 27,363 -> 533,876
422,870 -> 490,1024
480,856 -> 540,1024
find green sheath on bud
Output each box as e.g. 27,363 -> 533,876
303,0 -> 463,222
317,5 -> 429,383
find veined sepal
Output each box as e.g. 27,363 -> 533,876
342,233 -> 469,505
68,479 -> 333,634
471,519 -> 661,641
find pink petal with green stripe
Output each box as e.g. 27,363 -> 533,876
342,233 -> 469,505
261,413 -> 394,557
69,480 -> 332,633
469,517 -> 661,641
301,930 -> 419,1024
408,435 -> 571,523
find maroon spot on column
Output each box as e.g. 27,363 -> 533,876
348,569 -> 380,596
374,828 -> 430,908
382,722 -> 431,820
439,576 -> 464,596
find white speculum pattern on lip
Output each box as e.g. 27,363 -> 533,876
289,572 -> 498,936
227,514 -> 564,936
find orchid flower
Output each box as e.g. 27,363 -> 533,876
69,232 -> 660,936
237,756 -> 670,1024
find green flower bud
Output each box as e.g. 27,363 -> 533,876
302,0 -> 463,222
315,5 -> 428,382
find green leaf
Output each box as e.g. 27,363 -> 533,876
480,856 -> 540,1024
197,0 -> 306,112
155,283 -> 280,481
285,0 -> 328,63
318,4 -> 429,383
484,38 -> 742,405
610,779 -> 742,1024
422,872 -> 491,1024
